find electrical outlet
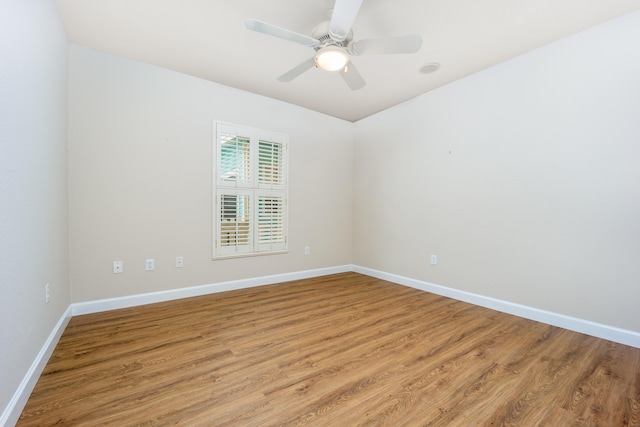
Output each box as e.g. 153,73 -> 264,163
145,259 -> 155,271
304,246 -> 310,255
45,283 -> 50,304
176,256 -> 184,268
113,261 -> 123,274
430,255 -> 438,265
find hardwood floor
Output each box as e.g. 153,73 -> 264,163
18,272 -> 640,426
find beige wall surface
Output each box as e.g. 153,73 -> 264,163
0,0 -> 70,418
4,4 -> 639,424
68,45 -> 354,302
353,11 -> 640,332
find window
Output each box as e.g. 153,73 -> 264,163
214,122 -> 288,258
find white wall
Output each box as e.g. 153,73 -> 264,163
0,0 -> 70,421
353,11 -> 640,333
68,45 -> 354,302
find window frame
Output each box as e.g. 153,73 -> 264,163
213,122 -> 289,259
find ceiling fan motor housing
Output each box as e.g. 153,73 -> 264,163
311,20 -> 353,50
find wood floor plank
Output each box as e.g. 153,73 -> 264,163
17,272 -> 640,426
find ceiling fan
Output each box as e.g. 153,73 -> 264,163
245,0 -> 423,90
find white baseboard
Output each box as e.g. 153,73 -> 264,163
71,265 -> 352,316
1,306 -> 72,427
353,265 -> 640,349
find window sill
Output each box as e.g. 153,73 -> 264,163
212,250 -> 289,260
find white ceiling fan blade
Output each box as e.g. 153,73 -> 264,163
245,20 -> 320,48
340,62 -> 366,90
277,57 -> 317,82
329,0 -> 363,42
350,34 -> 423,56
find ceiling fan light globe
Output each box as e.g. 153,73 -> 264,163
315,47 -> 349,71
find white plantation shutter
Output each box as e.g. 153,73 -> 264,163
217,125 -> 252,188
214,122 -> 288,258
258,139 -> 285,188
256,192 -> 286,252
216,191 -> 253,255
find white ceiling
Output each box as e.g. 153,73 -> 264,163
55,0 -> 640,122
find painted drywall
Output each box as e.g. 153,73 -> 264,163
353,11 -> 640,332
68,45 -> 354,302
0,0 -> 70,419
